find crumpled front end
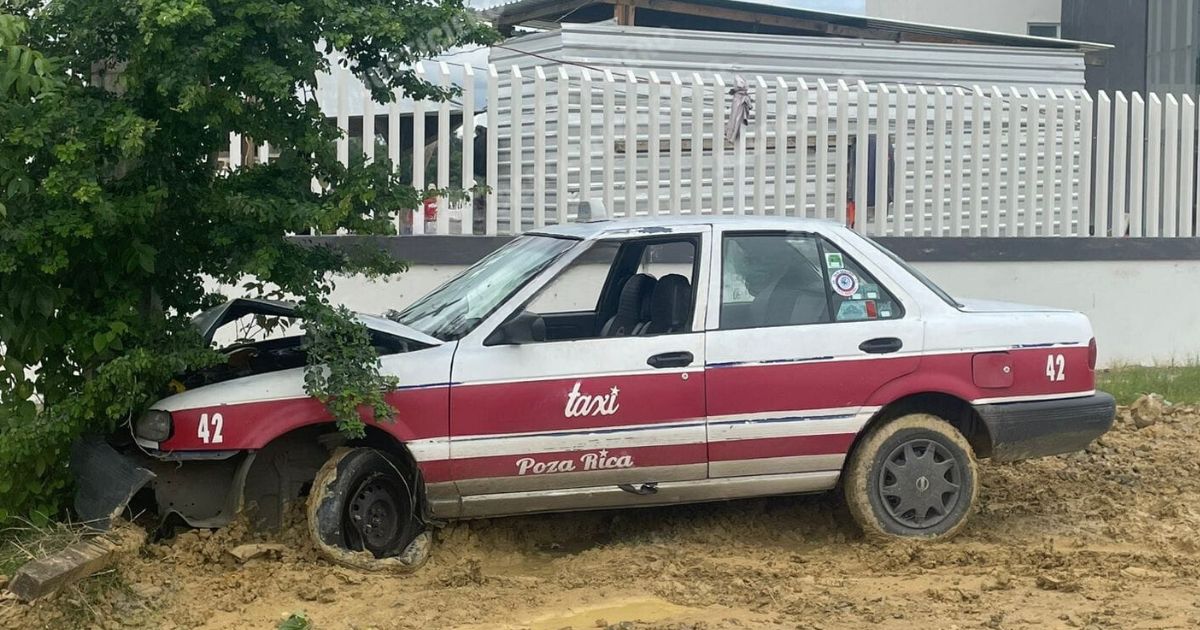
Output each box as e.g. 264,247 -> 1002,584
72,437 -> 255,531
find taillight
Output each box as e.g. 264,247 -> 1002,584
1087,338 -> 1097,370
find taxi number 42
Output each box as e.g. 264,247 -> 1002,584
197,412 -> 224,444
1045,354 -> 1066,382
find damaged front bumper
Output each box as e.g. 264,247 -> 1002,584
71,438 -> 255,531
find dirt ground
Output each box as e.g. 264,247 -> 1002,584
4,399 -> 1200,630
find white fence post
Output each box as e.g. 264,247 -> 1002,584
648,72 -> 662,216
412,64 -> 427,235
532,66 -> 547,229
229,132 -> 242,171
874,83 -> 891,236
1023,88 -> 1039,236
815,79 -> 829,220
670,72 -> 684,216
834,80 -> 849,227
625,70 -> 638,218
335,63 -> 349,167
1112,92 -> 1129,237
1163,94 -> 1179,237
794,78 -> 809,217
486,65 -> 499,235
950,87 -> 964,236
1062,90 -> 1077,236
1129,92 -> 1145,237
580,68 -> 594,208
1181,95 -> 1196,237
388,89 -> 401,234
1145,93 -> 1162,237
1078,91 -> 1094,237
969,87 -> 984,237
691,73 -> 705,215
362,90 -> 375,165
988,86 -> 1004,237
507,65 -> 522,234
775,77 -> 789,216
556,67 -> 570,226
1006,87 -> 1021,236
602,70 -> 616,213
714,75 -> 727,216
932,87 -> 947,236
754,76 -> 768,215
913,86 -> 929,236
734,77 -> 748,215
462,65 -> 476,234
894,85 -> 910,236
1093,91 -> 1111,238
1040,89 -> 1057,236
854,81 -> 869,233
437,62 -> 451,235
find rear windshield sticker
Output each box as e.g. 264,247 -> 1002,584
830,269 -> 859,297
825,252 -> 844,269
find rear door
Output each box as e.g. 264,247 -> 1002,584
448,226 -> 712,510
704,229 -> 924,479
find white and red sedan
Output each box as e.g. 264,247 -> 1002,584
77,215 -> 1114,567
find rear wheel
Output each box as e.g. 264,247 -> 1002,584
844,414 -> 978,541
307,447 -> 430,571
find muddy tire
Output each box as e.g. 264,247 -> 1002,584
844,413 -> 979,541
307,447 -> 430,572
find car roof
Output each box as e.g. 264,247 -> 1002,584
526,215 -> 844,239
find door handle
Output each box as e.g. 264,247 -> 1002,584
859,337 -> 903,354
647,351 -> 694,369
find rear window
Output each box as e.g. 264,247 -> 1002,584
862,237 -> 962,308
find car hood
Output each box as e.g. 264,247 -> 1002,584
192,298 -> 443,347
955,298 -> 1072,313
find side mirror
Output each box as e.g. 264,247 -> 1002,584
484,311 -> 546,346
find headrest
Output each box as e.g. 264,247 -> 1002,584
649,274 -> 692,331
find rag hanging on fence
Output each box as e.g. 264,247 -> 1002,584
725,75 -> 752,143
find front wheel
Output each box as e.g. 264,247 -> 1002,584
307,447 -> 430,571
844,413 -> 979,541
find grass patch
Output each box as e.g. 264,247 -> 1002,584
0,519 -> 87,577
1,520 -> 141,627
1097,364 -> 1200,405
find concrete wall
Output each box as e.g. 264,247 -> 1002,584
864,0 -> 1060,36
320,258 -> 1200,368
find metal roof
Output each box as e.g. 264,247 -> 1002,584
485,0 -> 1110,53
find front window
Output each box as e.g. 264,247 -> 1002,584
391,235 -> 577,340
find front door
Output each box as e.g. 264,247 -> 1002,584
448,228 -> 712,513
704,229 -> 924,480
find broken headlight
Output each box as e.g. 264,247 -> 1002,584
134,410 -> 173,442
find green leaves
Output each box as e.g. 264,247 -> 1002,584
0,0 -> 495,523
296,297 -> 398,439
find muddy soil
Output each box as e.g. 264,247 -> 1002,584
5,402 -> 1200,630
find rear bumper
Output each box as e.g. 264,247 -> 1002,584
975,392 -> 1116,462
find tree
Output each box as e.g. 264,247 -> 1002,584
0,0 -> 495,522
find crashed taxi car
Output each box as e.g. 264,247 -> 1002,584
75,215 -> 1115,567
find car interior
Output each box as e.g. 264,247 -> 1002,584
518,236 -> 700,342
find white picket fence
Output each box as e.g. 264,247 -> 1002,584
225,62 -> 1200,238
